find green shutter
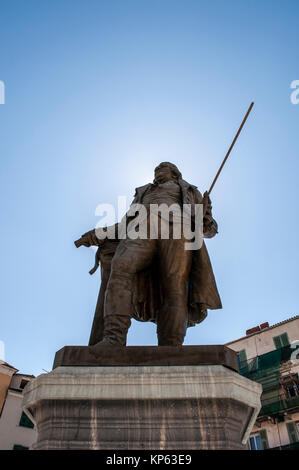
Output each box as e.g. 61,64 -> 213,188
286,422 -> 298,444
13,445 -> 29,450
19,412 -> 34,429
281,333 -> 290,347
273,335 -> 282,349
273,333 -> 290,349
259,429 -> 269,449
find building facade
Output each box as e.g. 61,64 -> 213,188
0,361 -> 37,450
226,316 -> 299,450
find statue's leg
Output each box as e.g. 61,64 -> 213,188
157,236 -> 192,346
88,261 -> 112,346
96,238 -> 157,346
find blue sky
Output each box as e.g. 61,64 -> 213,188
0,0 -> 298,375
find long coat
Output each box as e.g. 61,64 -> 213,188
88,179 -> 222,345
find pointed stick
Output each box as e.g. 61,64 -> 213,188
208,102 -> 254,195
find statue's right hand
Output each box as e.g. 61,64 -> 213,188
74,237 -> 91,248
75,229 -> 104,248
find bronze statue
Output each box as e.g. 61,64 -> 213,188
75,162 -> 221,347
74,104 -> 255,347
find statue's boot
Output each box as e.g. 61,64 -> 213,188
94,270 -> 133,347
93,338 -> 114,347
94,314 -> 131,347
157,278 -> 188,346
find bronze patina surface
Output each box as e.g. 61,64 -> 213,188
75,162 -> 222,347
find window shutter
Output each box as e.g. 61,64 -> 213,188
259,430 -> 269,449
13,445 -> 29,450
281,333 -> 290,347
273,333 -> 290,349
19,412 -> 34,429
273,335 -> 282,349
286,422 -> 298,444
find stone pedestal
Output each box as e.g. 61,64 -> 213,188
23,347 -> 262,450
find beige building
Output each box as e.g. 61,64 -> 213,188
0,361 -> 37,450
226,316 -> 299,450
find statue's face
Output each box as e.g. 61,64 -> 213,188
154,165 -> 174,183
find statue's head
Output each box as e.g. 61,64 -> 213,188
154,162 -> 182,184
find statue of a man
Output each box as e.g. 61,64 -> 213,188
76,162 -> 222,347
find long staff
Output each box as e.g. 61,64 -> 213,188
208,102 -> 254,195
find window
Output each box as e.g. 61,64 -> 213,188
281,373 -> 299,400
273,333 -> 290,349
249,430 -> 269,450
249,433 -> 262,450
286,422 -> 299,444
19,412 -> 34,429
19,379 -> 29,390
13,445 -> 29,450
286,384 -> 299,398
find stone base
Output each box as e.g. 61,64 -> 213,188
53,345 -> 239,370
23,362 -> 262,450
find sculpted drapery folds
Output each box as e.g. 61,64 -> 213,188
76,162 -> 222,347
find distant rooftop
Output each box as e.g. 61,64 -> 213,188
0,361 -> 34,378
0,360 -> 18,371
15,373 -> 35,378
226,315 -> 299,345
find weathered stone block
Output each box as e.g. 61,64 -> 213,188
23,360 -> 262,450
